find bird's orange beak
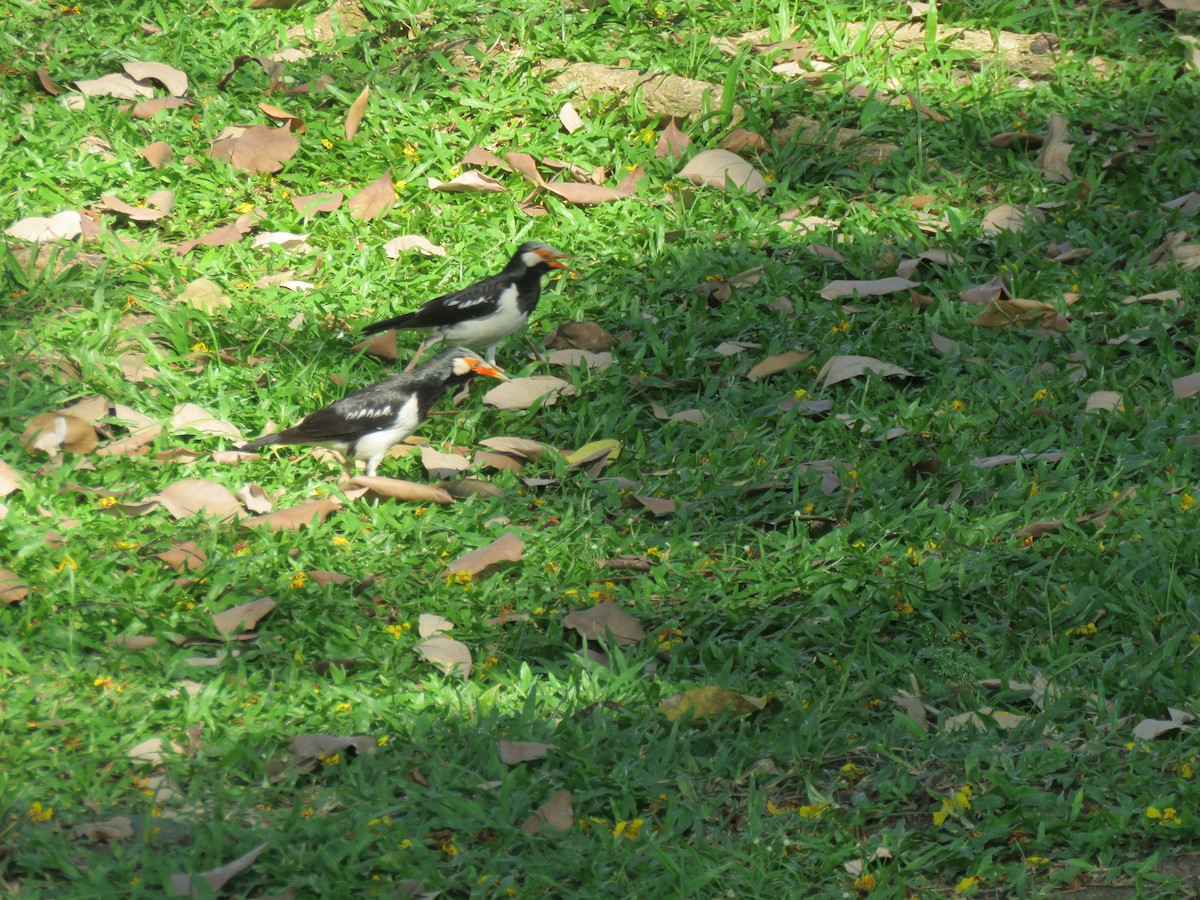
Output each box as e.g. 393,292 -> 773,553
537,248 -> 573,270
467,358 -> 509,381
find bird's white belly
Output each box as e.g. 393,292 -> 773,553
438,284 -> 529,345
352,395 -> 421,470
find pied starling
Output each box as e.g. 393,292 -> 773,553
240,347 -> 507,477
362,241 -> 571,370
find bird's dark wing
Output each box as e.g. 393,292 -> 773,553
247,377 -> 418,447
362,273 -> 511,335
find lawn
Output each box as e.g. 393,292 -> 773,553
2,0 -> 1199,896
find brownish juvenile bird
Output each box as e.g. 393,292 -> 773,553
240,348 -> 507,476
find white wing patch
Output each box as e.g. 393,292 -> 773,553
446,293 -> 494,310
440,283 -> 527,346
347,405 -> 393,421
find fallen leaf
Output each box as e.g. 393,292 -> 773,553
344,476 -> 453,504
252,231 -> 315,252
1132,708 -> 1194,741
817,355 -> 913,387
1173,372 -> 1200,400
209,124 -> 299,174
818,277 -> 917,300
344,84 -> 370,139
545,349 -> 612,370
562,439 -> 620,468
416,636 -> 472,678
427,171 -> 506,193
36,69 -> 62,96
123,61 -> 188,96
0,459 -> 25,496
420,446 -> 469,478
982,204 -> 1043,237
943,708 -> 1029,733
101,191 -> 174,223
292,192 -> 343,217
443,532 -> 524,577
544,167 -> 643,205
74,816 -> 134,842
543,321 -> 617,352
479,436 -> 548,460
169,843 -> 267,898
461,146 -> 510,169
235,483 -> 272,514
348,169 -> 395,219
660,686 -> 775,721
483,376 -> 574,411
904,89 -> 948,121
562,600 -> 645,646
679,149 -> 767,196
156,479 -> 243,522
21,413 -> 97,456
418,613 -> 454,638
176,278 -> 231,313
155,541 -> 207,572
289,734 -> 375,761
722,128 -> 769,153
970,299 -> 1063,330
174,211 -> 262,255
170,403 -> 242,439
747,350 -> 812,381
212,597 -> 275,634
1036,113 -> 1073,183
383,235 -> 446,258
520,790 -> 573,836
558,102 -> 583,133
0,569 -> 27,604
258,102 -> 305,132
656,119 -> 691,157
630,495 -> 675,516
1085,391 -> 1123,413
351,331 -> 397,362
242,497 -> 343,530
650,402 -> 706,424
75,72 -> 153,100
129,737 -> 182,765
5,210 -> 85,243
139,140 -> 173,168
498,740 -> 555,765
126,96 -> 191,119
113,635 -> 158,651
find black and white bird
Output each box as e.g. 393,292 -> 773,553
362,241 -> 572,370
240,348 -> 507,477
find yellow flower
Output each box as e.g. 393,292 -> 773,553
803,502 -> 815,514
321,139 -> 334,150
1032,388 -> 1048,402
290,572 -> 308,589
28,801 -> 53,823
56,556 -> 79,573
332,536 -> 351,548
1064,622 -> 1098,638
639,127 -> 656,144
398,838 -> 412,848
612,818 -> 644,839
94,675 -> 116,690
952,399 -> 965,412
402,144 -> 420,160
395,179 -> 408,190
1180,493 -> 1195,512
318,752 -> 340,766
439,841 -> 458,856
1029,481 -> 1039,496
97,495 -> 118,507
905,547 -> 920,566
446,570 -> 472,588
368,815 -> 393,827
377,736 -> 390,747
1025,857 -> 1049,867
853,874 -> 876,891
831,319 -> 850,334
385,624 -> 406,639
798,802 -> 829,818
335,703 -> 351,712
1146,806 -> 1181,824
955,876 -> 980,893
933,784 -> 973,826
235,202 -> 255,214
192,341 -> 210,353
300,807 -> 315,819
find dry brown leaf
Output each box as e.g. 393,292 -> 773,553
427,171 -> 506,193
258,102 -> 305,132
461,146 -> 510,169
348,169 -> 395,220
545,167 -> 643,205
904,90 -> 948,122
420,446 -> 469,478
21,413 -> 98,456
1173,372 -> 1200,400
722,128 -> 769,153
76,72 -> 154,100
660,686 -> 774,721
656,119 -> 691,158
383,235 -> 445,258
818,355 -> 913,387
74,816 -> 134,842
970,299 -> 1063,330
545,349 -> 613,370
5,211 -> 85,243
982,204 -> 1043,237
679,149 -> 767,196
0,569 -> 28,604
289,734 -> 375,761
100,191 -> 174,222
114,635 -> 158,651
1036,113 -> 1073,183
235,483 -> 272,514
123,61 -> 188,96
818,277 -> 917,300
129,737 -> 181,765
176,278 -> 231,313
139,140 -> 173,168
169,403 -> 242,439
1132,708 -> 1193,740
345,84 -> 370,139
210,124 -> 299,174
479,436 -> 549,460
443,532 -> 524,577
416,636 -> 472,678
418,613 -> 454,638
251,232 -> 315,253
483,376 -> 574,411
174,211 -> 262,255
520,790 -> 573,836
292,192 -> 343,217
959,276 -> 1008,305
351,331 -> 397,362
970,450 -> 1065,469
242,497 -> 343,530
36,69 -> 62,96
126,96 -> 191,119
1085,391 -> 1123,413
212,597 -> 275,634
630,495 -> 675,516
0,459 -> 25,496
169,843 -> 267,899
747,350 -> 812,381
155,541 -> 207,572
943,708 -> 1029,733
562,600 -> 645,646
558,102 -> 583,133
543,321 -> 618,351
650,402 -> 707,424
156,479 -> 243,522
344,475 -> 453,505
499,740 -> 554,765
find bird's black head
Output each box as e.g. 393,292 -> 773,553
507,241 -> 572,275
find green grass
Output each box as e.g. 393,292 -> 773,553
2,0 -> 1200,896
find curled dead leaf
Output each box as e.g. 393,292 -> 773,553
212,597 -> 275,634
443,532 -> 524,578
562,600 -> 645,646
416,636 -> 472,678
21,413 -> 98,456
817,355 -> 913,388
678,149 -> 767,196
660,686 -> 776,722
520,789 -> 573,836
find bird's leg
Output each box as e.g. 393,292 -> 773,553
404,337 -> 431,373
523,335 -> 540,364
